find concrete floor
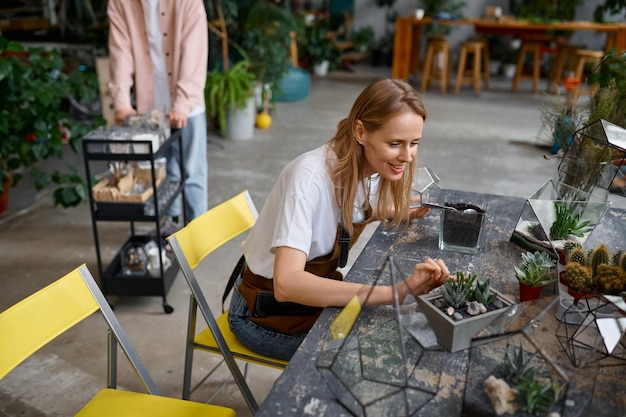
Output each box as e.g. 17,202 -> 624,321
2,65 -> 625,417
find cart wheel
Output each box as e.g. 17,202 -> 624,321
163,303 -> 174,314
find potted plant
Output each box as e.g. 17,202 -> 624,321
204,3 -> 257,140
0,36 -> 101,209
564,244 -> 626,300
416,271 -> 514,352
514,251 -> 557,302
301,23 -> 340,76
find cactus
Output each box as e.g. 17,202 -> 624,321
441,271 -> 476,309
568,247 -> 588,266
595,264 -> 626,294
615,250 -> 626,272
589,244 -> 611,275
563,241 -> 582,263
514,251 -> 557,287
565,262 -> 593,293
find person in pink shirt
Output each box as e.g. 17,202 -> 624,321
107,0 -> 209,223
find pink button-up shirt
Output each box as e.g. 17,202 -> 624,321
107,0 -> 208,115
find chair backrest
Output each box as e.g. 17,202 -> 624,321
0,264 -> 159,394
166,190 -> 259,411
170,190 -> 258,270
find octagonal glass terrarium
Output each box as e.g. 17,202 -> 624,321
410,167 -> 442,209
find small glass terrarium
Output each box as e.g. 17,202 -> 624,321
557,119 -> 626,202
410,166 -> 442,209
510,179 -> 610,258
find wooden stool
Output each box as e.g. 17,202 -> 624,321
512,41 -> 542,93
549,43 -> 585,92
454,40 -> 490,95
571,49 -> 604,94
421,36 -> 451,94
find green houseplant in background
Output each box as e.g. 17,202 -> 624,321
0,36 -> 101,208
301,22 -> 341,75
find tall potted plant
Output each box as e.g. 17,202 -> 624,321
0,36 -> 100,210
204,3 -> 257,139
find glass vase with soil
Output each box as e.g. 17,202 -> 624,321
438,193 -> 487,255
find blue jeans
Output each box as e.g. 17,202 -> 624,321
166,112 -> 208,221
228,277 -> 307,361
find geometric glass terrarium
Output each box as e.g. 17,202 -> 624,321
557,119 -> 626,202
410,166 -> 442,209
510,179 -> 610,258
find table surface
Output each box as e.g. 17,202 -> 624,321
255,190 -> 626,417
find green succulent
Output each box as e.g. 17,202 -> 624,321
473,278 -> 495,305
441,271 -> 476,309
514,370 -> 557,415
514,251 -> 557,287
549,202 -> 592,240
503,342 -> 537,386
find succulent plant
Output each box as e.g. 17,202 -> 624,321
473,278 -> 495,305
549,202 -> 592,240
440,271 -> 476,309
563,240 -> 583,263
514,370 -> 557,415
503,342 -> 537,386
514,251 -> 557,287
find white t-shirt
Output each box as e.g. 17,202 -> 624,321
243,145 -> 377,279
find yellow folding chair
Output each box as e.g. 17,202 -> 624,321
0,264 -> 236,417
167,190 -> 288,414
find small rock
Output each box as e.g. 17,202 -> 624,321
483,375 -> 519,416
446,306 -> 455,316
453,312 -> 464,321
478,303 -> 487,314
493,298 -> 504,309
467,301 -> 482,316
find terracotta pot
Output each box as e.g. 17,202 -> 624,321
518,282 -> 543,302
559,270 -> 569,286
567,287 -> 592,304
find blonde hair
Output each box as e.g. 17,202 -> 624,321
326,78 -> 427,235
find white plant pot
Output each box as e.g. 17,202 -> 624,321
313,60 -> 329,77
503,63 -> 516,79
226,96 -> 256,140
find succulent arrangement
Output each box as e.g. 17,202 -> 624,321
564,244 -> 626,295
440,271 -> 477,309
548,202 -> 592,241
514,251 -> 557,287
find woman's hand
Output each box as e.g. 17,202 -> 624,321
398,257 -> 450,302
409,205 -> 430,220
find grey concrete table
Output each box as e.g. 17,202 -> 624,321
255,190 -> 626,417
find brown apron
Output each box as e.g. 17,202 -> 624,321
238,221 -> 369,334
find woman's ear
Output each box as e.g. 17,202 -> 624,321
354,120 -> 364,143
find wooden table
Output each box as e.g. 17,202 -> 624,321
392,16 -> 626,80
255,190 -> 626,417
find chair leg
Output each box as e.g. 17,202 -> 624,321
441,50 -> 449,94
421,47 -> 434,92
454,48 -> 467,95
473,49 -> 481,95
182,297 -> 198,400
483,46 -> 490,90
532,48 -> 540,93
511,46 -> 525,92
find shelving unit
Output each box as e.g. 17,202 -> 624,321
82,129 -> 184,314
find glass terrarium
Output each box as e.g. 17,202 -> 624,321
510,179 -> 610,258
410,166 -> 442,209
557,119 -> 626,202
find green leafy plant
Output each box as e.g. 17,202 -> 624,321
549,202 -> 592,240
514,370 -> 557,415
301,23 -> 341,70
440,271 -> 476,308
205,59 -> 256,138
473,278 -> 495,305
0,36 -> 102,207
503,342 -> 537,386
514,251 -> 557,287
352,26 -> 375,53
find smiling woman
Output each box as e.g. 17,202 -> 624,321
227,78 -> 451,362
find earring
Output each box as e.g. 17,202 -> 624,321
357,140 -> 363,145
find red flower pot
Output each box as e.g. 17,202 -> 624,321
519,283 -> 543,302
567,287 -> 592,304
559,270 -> 568,286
